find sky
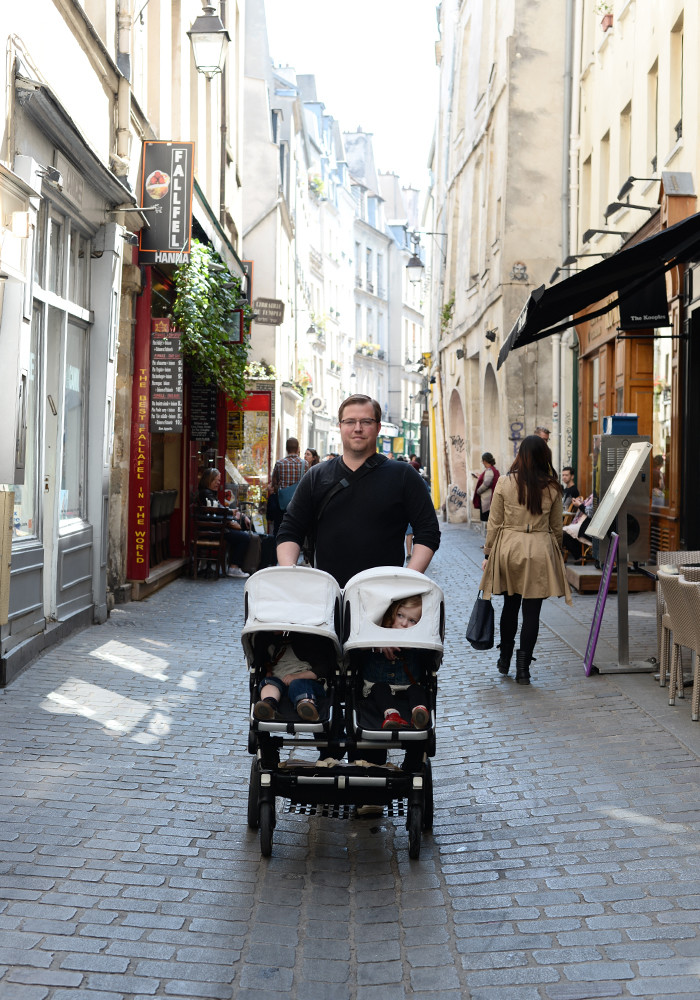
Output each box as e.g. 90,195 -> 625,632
264,0 -> 440,192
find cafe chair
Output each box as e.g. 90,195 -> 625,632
657,570 -> 695,706
679,578 -> 700,721
190,507 -> 227,579
654,550 -> 700,680
680,566 -> 700,583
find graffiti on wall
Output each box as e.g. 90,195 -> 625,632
449,434 -> 466,454
508,421 -> 524,458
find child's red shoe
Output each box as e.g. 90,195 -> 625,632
382,710 -> 409,730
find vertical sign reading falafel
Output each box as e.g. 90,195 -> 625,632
138,141 -> 194,265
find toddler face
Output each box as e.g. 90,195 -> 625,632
393,603 -> 422,629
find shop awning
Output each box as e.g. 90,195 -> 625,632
497,211 -> 700,370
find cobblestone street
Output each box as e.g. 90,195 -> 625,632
3,522 -> 700,1000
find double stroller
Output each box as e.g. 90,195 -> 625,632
241,565 -> 445,858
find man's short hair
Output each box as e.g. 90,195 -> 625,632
286,437 -> 300,453
338,394 -> 382,423
562,466 -> 575,477
535,426 -> 551,436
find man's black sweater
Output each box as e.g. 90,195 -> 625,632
276,455 -> 441,588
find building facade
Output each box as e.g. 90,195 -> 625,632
428,0 -> 567,520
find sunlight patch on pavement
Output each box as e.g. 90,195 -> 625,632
90,639 -> 169,680
599,805 -> 687,832
178,670 -> 203,690
41,679 -> 151,734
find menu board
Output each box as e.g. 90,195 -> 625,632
150,322 -> 183,433
190,379 -> 218,441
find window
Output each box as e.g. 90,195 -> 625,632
48,212 -> 65,294
652,336 -> 672,508
670,18 -> 684,144
11,306 -> 41,540
60,322 -> 88,523
619,101 -> 632,190
581,154 -> 592,232
647,60 -> 659,172
599,131 -> 610,220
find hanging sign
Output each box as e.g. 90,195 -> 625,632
253,298 -> 285,326
138,141 -> 194,265
618,273 -> 671,329
150,319 -> 183,432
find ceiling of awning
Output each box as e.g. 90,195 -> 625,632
498,211 -> 700,370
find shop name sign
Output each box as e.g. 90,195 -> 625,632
253,298 -> 285,326
139,141 -> 194,264
618,273 -> 671,330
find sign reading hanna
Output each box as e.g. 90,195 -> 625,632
139,141 -> 194,265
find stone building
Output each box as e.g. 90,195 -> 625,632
427,0 -> 567,519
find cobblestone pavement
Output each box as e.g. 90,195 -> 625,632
2,523 -> 700,1000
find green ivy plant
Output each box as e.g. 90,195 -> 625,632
440,294 -> 455,336
172,239 -> 252,401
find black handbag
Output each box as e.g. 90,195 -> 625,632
466,592 -> 494,650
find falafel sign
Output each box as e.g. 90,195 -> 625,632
138,141 -> 194,264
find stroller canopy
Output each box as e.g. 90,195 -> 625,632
241,566 -> 343,664
342,567 -> 444,657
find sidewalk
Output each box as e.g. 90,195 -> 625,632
1,523 -> 700,999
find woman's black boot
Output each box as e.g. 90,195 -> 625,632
496,642 -> 514,675
515,650 -> 534,685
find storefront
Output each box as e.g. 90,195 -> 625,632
498,175 -> 699,559
1,84 -> 128,685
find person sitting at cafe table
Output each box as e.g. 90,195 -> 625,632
197,468 -> 255,578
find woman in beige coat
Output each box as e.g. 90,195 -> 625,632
479,435 -> 572,684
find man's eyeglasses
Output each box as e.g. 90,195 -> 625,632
339,418 -> 377,428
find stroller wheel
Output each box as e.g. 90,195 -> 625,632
407,804 -> 422,859
260,801 -> 274,857
247,761 -> 260,830
422,759 -> 434,832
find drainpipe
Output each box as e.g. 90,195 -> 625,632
552,0 -> 575,477
219,0 -> 228,228
115,0 -> 133,176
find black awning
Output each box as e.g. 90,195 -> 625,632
497,211 -> 700,369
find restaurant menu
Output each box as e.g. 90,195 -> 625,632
150,326 -> 184,433
190,379 -> 218,441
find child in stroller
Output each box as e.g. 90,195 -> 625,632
253,632 -> 327,723
363,595 -> 430,730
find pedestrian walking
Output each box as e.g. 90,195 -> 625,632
267,437 -> 308,536
471,452 -> 499,523
276,393 -> 440,587
479,435 -> 572,685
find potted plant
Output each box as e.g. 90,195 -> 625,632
595,1 -> 613,30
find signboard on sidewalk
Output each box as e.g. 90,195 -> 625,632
138,141 -> 194,265
253,298 -> 285,326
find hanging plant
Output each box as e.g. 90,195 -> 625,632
172,239 -> 252,402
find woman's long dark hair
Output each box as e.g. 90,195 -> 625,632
509,435 -> 561,515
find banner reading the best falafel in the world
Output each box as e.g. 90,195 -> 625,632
138,141 -> 194,265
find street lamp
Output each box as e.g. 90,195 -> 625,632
405,232 -> 425,285
187,4 -> 230,78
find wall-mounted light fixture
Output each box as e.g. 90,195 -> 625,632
582,227 -> 630,243
604,201 -> 656,220
455,348 -> 465,360
36,164 -> 63,190
485,329 -> 498,342
617,176 -> 658,199
562,252 -> 611,266
187,3 -> 230,79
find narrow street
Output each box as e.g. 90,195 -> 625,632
2,523 -> 699,1000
